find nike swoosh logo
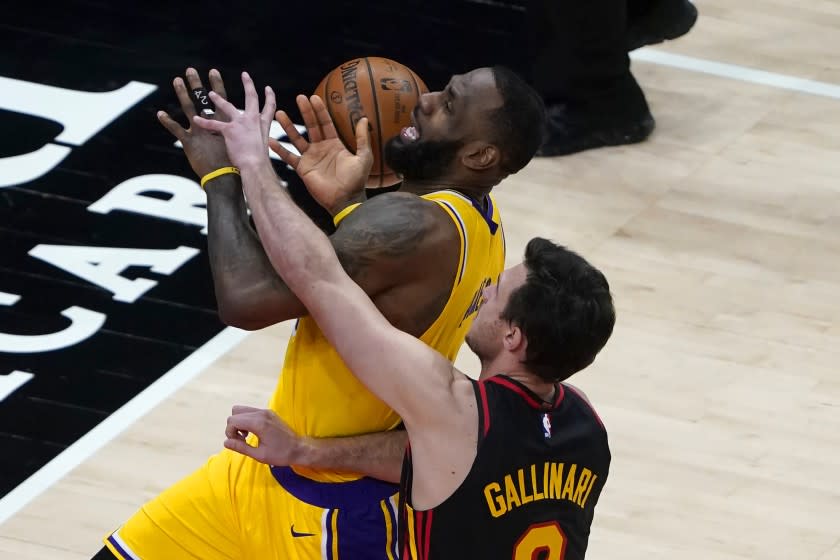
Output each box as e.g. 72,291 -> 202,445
290,524 -> 316,538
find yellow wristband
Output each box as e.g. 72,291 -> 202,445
333,203 -> 362,227
200,166 -> 240,189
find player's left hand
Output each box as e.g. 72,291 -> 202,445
192,72 -> 276,171
224,405 -> 306,466
269,95 -> 373,216
157,68 -> 233,179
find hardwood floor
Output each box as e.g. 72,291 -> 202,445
2,1 -> 839,558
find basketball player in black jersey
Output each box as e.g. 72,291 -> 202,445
206,72 -> 615,559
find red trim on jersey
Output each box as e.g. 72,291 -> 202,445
488,376 -> 565,410
416,510 -> 426,560
423,510 -> 434,560
553,383 -> 566,408
477,380 -> 491,436
564,383 -> 605,429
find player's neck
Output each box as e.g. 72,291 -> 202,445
400,180 -> 493,202
480,361 -> 557,404
503,372 -> 558,404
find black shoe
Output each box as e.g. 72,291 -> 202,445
627,0 -> 698,51
536,104 -> 656,157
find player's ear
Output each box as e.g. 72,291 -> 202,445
461,142 -> 501,171
504,322 -> 526,355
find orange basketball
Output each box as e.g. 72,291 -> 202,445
315,57 -> 429,188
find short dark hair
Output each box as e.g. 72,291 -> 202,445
487,66 -> 546,175
501,238 -> 615,382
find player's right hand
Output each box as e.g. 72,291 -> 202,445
269,95 -> 373,216
224,405 -> 308,466
157,68 -> 233,180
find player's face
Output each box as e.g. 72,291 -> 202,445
465,264 -> 527,365
384,67 -> 503,181
384,135 -> 463,181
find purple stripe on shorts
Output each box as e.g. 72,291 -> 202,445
325,509 -> 335,560
107,534 -> 133,560
270,466 -> 398,510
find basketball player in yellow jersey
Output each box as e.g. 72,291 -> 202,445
95,66 -> 545,560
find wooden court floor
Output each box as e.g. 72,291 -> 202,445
2,1 -> 840,558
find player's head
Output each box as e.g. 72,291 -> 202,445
466,238 -> 615,383
384,66 -> 545,184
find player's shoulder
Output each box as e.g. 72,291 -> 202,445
332,192 -> 458,260
347,191 -> 444,222
562,382 -> 607,432
342,191 -> 458,238
562,382 -> 591,405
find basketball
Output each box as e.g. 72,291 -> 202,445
314,57 -> 429,188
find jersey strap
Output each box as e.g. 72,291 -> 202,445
473,379 -> 491,439
428,198 -> 468,285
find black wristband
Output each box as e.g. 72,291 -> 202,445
191,87 -> 215,116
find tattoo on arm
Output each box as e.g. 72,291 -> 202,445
207,187 -> 439,327
332,193 -> 437,279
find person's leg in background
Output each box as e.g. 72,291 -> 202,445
529,0 -> 696,157
627,0 -> 698,51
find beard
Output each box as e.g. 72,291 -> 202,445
384,135 -> 463,181
465,320 -> 502,365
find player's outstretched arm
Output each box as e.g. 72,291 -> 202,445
194,72 -> 464,428
223,406 -> 407,483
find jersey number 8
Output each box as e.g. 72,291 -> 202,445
513,521 -> 568,559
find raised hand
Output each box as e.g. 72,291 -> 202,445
270,95 -> 373,215
192,72 -> 276,171
157,68 -> 233,179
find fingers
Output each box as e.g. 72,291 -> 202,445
173,76 -> 197,122
241,71 -> 258,115
206,90 -> 239,121
208,68 -> 228,100
184,67 -> 204,91
225,409 -> 269,438
224,438 -> 264,462
225,410 -> 260,441
156,110 -> 186,142
276,110 -> 308,155
309,95 -> 338,140
268,138 -> 301,169
354,117 -> 372,163
207,68 -> 229,123
225,417 -> 247,440
261,86 -> 276,131
184,67 -> 218,118
192,115 -> 226,133
296,94 -> 322,143
231,404 -> 262,415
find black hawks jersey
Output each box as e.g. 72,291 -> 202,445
399,375 -> 610,560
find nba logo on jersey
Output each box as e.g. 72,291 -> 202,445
542,413 -> 552,438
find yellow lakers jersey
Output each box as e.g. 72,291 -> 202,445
268,190 -> 505,481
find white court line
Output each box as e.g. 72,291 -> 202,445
0,326 -> 250,527
632,47 -> 840,99
4,45 -> 840,529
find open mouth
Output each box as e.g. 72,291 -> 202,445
400,111 -> 421,142
400,126 -> 419,141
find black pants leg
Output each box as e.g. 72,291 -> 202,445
90,546 -> 119,560
526,0 -> 650,121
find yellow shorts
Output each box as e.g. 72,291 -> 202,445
104,449 -> 400,560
